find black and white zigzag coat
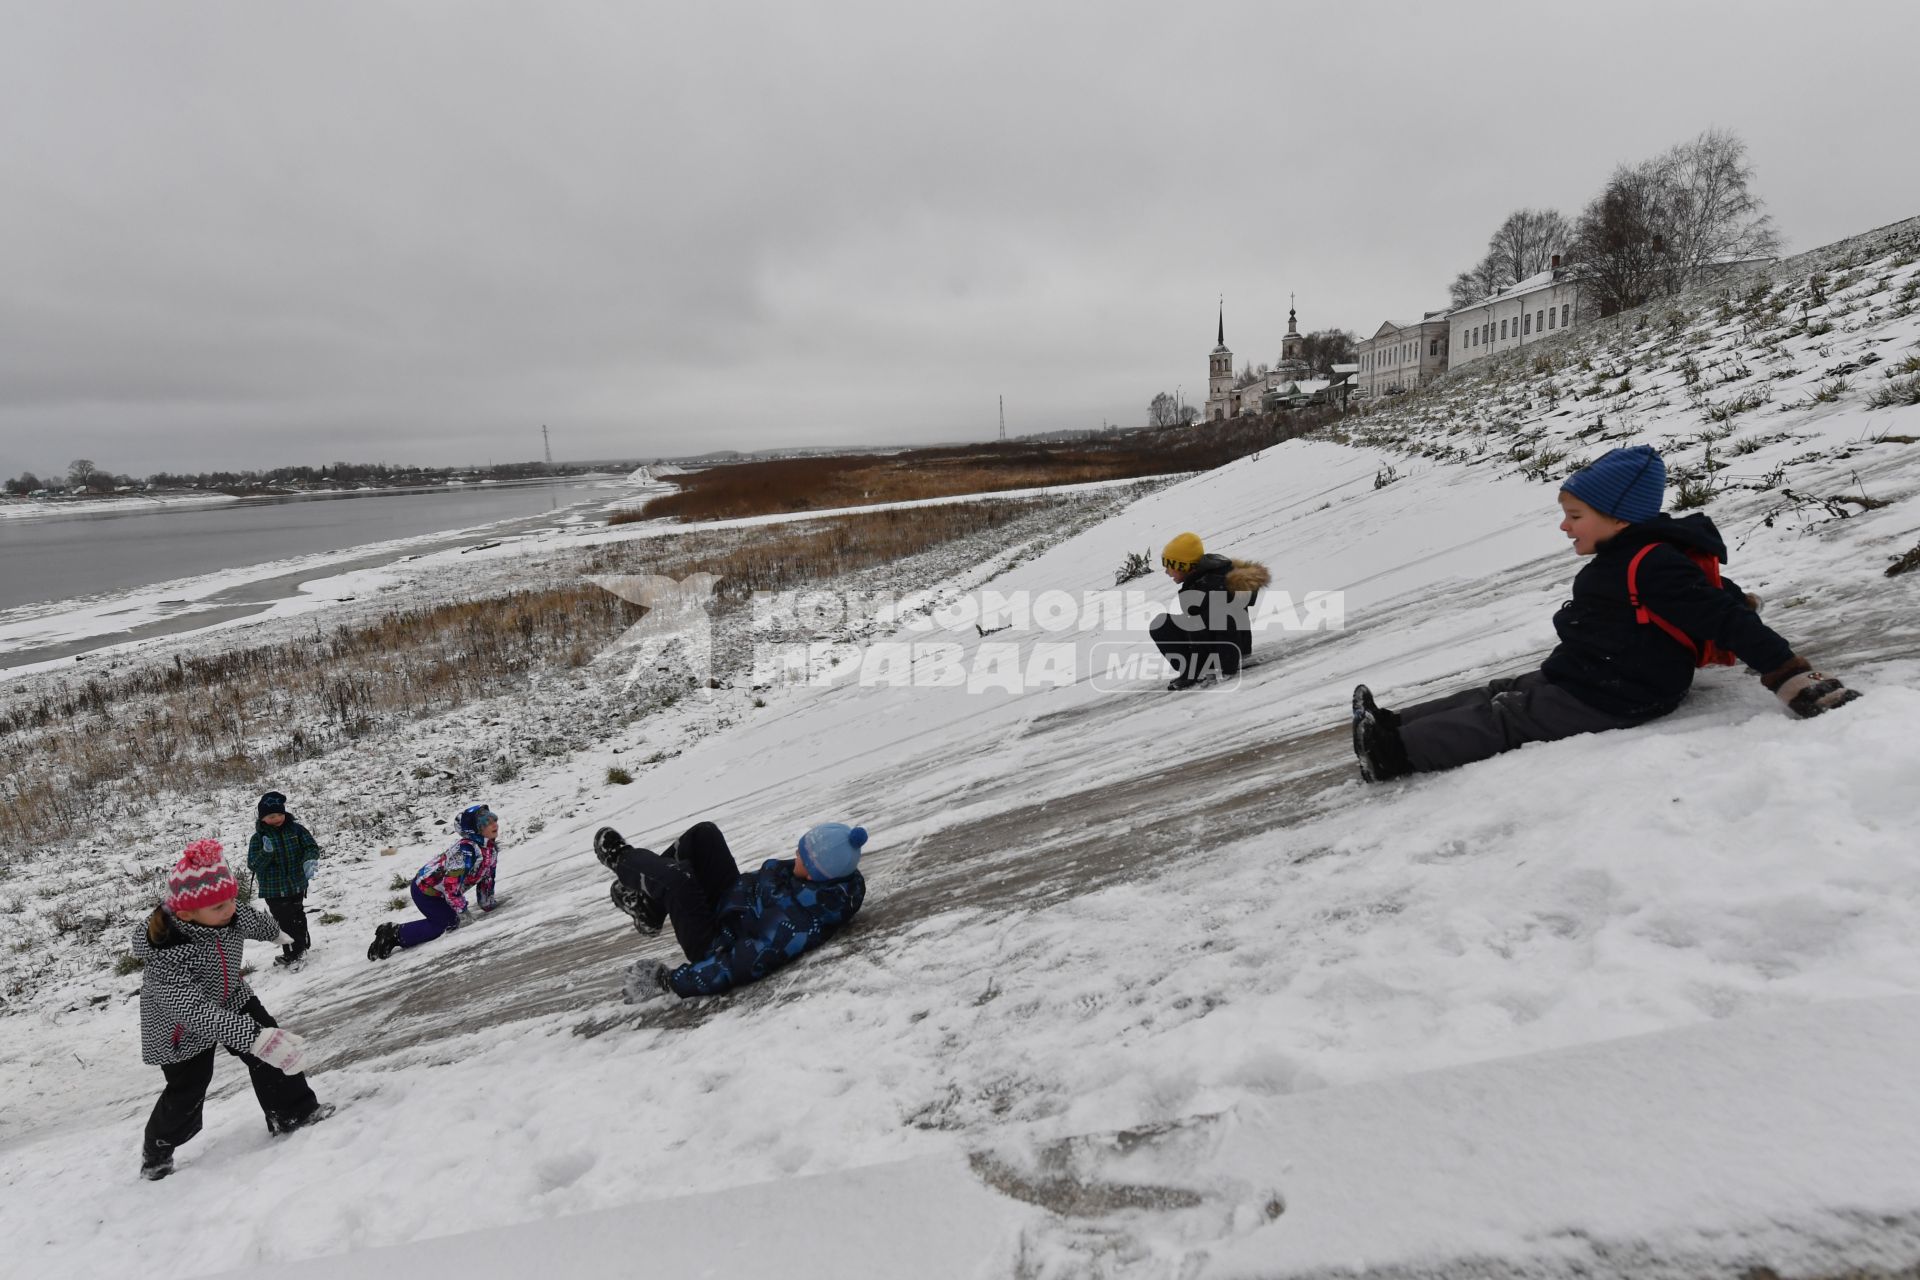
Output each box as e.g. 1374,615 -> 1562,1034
134,903 -> 281,1066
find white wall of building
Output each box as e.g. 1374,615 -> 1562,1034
1356,320 -> 1448,399
1450,277 -> 1585,371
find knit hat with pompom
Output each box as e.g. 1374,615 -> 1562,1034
166,838 -> 239,913
796,823 -> 868,881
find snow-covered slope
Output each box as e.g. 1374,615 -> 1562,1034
258,997 -> 1920,1280
4,223 -> 1919,1279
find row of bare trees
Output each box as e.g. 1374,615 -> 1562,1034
1449,209 -> 1572,309
3,459 -> 134,495
1448,129 -> 1781,317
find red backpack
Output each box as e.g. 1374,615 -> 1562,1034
1625,544 -> 1740,668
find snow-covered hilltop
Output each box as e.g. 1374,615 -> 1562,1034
2,220 -> 1918,1279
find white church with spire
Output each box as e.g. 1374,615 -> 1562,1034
1204,295 -> 1326,421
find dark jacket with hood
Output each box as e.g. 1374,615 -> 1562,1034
247,815 -> 322,899
1541,513 -> 1795,720
1167,554 -> 1273,657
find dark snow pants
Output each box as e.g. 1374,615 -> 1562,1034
142,995 -> 318,1161
264,894 -> 310,956
1396,670 -> 1636,774
615,821 -> 741,964
1149,613 -> 1243,683
398,883 -> 461,948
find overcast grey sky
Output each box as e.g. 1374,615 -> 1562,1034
2,0 -> 1916,477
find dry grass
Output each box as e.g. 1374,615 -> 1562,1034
1868,372 -> 1920,408
591,497 -> 1057,603
0,496 -> 1080,852
620,413 -> 1336,524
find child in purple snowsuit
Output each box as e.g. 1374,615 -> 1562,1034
366,804 -> 499,960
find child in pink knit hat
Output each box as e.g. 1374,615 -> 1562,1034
132,838 -> 333,1181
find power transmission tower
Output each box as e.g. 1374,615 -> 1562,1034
542,424 -> 554,473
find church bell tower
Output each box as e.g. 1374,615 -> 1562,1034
1279,292 -> 1305,367
1207,299 -> 1233,420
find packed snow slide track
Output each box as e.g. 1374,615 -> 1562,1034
291,428 -> 1908,1071
294,717 -> 1361,1065
288,446 -> 1588,1068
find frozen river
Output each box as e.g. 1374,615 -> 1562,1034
0,478 -> 607,613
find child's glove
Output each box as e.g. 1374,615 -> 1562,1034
623,963 -> 675,1004
302,860 -> 319,883
1763,657 -> 1863,718
476,887 -> 497,912
250,1027 -> 309,1075
448,910 -> 465,930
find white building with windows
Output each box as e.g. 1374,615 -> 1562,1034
1448,257 -> 1588,371
1354,313 -> 1449,400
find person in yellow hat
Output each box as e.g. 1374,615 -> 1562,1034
1150,531 -> 1271,689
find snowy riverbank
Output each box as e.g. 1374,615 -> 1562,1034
3,232 -> 1919,1276
0,472 -> 1169,677
0,491 -> 239,519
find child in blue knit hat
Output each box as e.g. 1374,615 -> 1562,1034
592,819 -> 868,1001
1351,444 -> 1861,779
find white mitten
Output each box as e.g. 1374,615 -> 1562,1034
250,1027 -> 309,1074
275,931 -> 295,947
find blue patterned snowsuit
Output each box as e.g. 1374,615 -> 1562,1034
666,858 -> 866,998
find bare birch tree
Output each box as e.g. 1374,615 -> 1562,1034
1570,128 -> 1779,314
1654,127 -> 1781,293
1487,208 -> 1572,285
1448,208 -> 1570,308
1148,391 -> 1192,427
1448,254 -> 1508,309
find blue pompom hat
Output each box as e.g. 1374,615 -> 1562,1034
797,823 -> 868,880
1560,445 -> 1666,523
458,804 -> 496,837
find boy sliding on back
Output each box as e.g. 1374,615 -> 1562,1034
1150,531 -> 1272,689
592,819 -> 867,1002
1352,445 -> 1861,780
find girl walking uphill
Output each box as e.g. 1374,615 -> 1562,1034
367,804 -> 500,960
136,839 -> 331,1181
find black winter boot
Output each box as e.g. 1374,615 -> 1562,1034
1352,684 -> 1412,782
594,826 -> 628,871
609,880 -> 665,935
366,921 -> 401,962
267,1102 -> 336,1136
139,1151 -> 174,1181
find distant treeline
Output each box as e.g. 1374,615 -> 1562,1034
5,457 -> 597,496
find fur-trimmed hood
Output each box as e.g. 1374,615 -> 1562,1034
1225,560 -> 1271,594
